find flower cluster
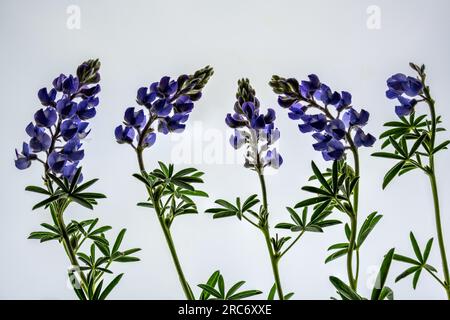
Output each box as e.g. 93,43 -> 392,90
115,66 -> 214,151
385,71 -> 423,117
226,79 -> 282,170
269,74 -> 375,161
14,59 -> 101,182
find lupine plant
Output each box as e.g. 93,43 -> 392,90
206,79 -> 339,300
15,59 -> 140,300
373,63 -> 450,299
269,74 -> 394,299
115,68 -> 261,300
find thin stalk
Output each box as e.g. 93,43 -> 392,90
136,149 -> 195,300
54,203 -> 88,294
279,230 -> 305,259
346,142 -> 360,291
257,172 -> 284,300
424,87 -> 450,299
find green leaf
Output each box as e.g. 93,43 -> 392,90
413,268 -> 422,289
218,275 -> 225,298
409,134 -> 427,157
371,248 -> 395,300
25,185 -> 51,195
227,290 -> 262,300
329,276 -> 363,300
226,281 -> 245,298
357,212 -> 382,248
325,249 -> 348,263
301,186 -> 332,196
432,140 -> 450,154
378,286 -> 394,300
295,196 -> 330,209
197,284 -> 222,299
99,273 -> 123,300
137,202 -> 153,208
132,173 -> 151,188
114,256 -> 140,263
388,136 -> 408,157
371,152 -> 405,160
423,238 -> 433,261
200,270 -> 220,300
284,292 -> 295,300
267,283 -> 276,300
32,195 -> 61,210
69,167 -> 83,193
395,266 -> 419,283
409,232 -> 423,262
327,243 -> 349,250
70,195 -> 94,210
393,254 -> 420,265
74,178 -> 99,193
113,229 -> 126,254
382,161 -> 405,189
311,161 -> 332,193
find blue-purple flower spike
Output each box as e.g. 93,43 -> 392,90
269,75 -> 376,161
115,66 -> 214,169
385,70 -> 423,117
14,59 -> 101,183
226,79 -> 283,171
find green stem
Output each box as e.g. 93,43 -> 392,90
257,173 -> 284,300
424,87 -> 450,299
429,169 -> 450,299
54,203 -> 88,295
137,149 -> 195,300
346,144 -> 360,291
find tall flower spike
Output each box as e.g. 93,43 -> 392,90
269,74 -> 375,161
116,67 -> 213,300
14,59 -> 102,183
226,78 -> 282,172
115,66 -> 214,158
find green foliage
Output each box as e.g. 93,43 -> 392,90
298,161 -> 358,218
205,194 -> 260,222
330,248 -> 395,300
198,270 -> 262,300
275,206 -> 341,234
393,232 -> 438,289
134,162 -> 208,228
373,112 -> 448,188
26,170 -> 140,300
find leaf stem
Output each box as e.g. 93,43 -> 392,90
346,141 -> 360,291
136,149 -> 195,300
54,202 -> 89,295
279,230 -> 305,259
424,86 -> 450,299
257,172 -> 284,300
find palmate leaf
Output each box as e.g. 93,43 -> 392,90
206,195 -> 260,221
393,232 -> 437,289
276,206 -> 340,234
197,270 -> 262,300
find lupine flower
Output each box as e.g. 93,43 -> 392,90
226,79 -> 283,171
14,59 -> 101,183
14,143 -> 36,170
385,72 -> 423,117
270,74 -> 375,161
115,66 -> 214,153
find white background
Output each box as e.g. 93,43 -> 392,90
1,0 -> 450,299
